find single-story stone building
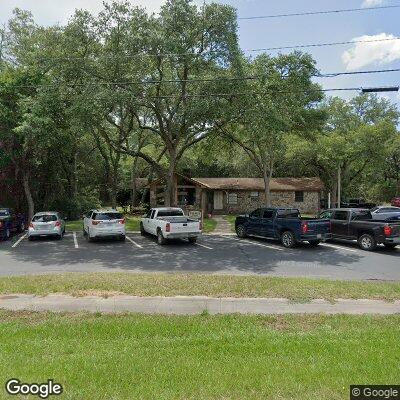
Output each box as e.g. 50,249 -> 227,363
148,173 -> 324,215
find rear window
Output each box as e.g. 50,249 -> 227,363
351,211 -> 372,220
277,210 -> 300,219
93,212 -> 123,220
157,210 -> 184,217
32,214 -> 57,222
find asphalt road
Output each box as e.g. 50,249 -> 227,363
0,232 -> 399,281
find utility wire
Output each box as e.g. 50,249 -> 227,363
1,68 -> 399,88
245,37 -> 400,53
238,5 -> 400,20
29,37 -> 400,61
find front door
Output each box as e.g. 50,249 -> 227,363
214,191 -> 223,210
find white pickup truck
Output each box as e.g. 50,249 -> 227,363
140,207 -> 202,245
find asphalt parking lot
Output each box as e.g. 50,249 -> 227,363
0,232 -> 399,281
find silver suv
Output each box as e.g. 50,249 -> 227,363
83,210 -> 126,242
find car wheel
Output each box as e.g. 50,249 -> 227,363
236,225 -> 247,238
120,235 -> 126,242
358,234 -> 377,251
157,230 -> 166,245
87,229 -> 94,242
57,234 -> 62,240
188,237 -> 197,244
28,235 -> 34,241
308,240 -> 320,247
281,231 -> 296,248
140,223 -> 146,236
384,243 -> 397,250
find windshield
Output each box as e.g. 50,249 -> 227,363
32,214 -> 57,222
93,212 -> 123,220
276,210 -> 300,219
157,210 -> 184,217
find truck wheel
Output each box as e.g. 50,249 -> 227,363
308,240 -> 320,247
188,237 -> 197,244
358,234 -> 377,251
384,243 -> 397,250
119,235 -> 126,242
281,231 -> 296,248
140,223 -> 146,236
236,225 -> 247,238
157,230 -> 166,245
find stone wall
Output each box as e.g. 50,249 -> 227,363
216,190 -> 320,215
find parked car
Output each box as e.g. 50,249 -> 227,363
83,210 -> 126,242
319,208 -> 400,250
28,212 -> 65,240
370,206 -> 400,221
0,208 -> 26,240
140,207 -> 202,245
235,207 -> 331,248
392,198 -> 400,207
340,199 -> 376,209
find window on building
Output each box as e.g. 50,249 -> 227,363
250,191 -> 259,198
295,191 -> 304,202
227,193 -> 238,205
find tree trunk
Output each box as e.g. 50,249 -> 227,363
164,149 -> 177,207
331,178 -> 338,208
22,171 -> 34,221
263,169 -> 271,207
131,156 -> 139,209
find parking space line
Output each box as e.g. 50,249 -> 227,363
126,236 -> 143,248
218,235 -> 283,251
320,243 -> 358,253
195,243 -> 213,250
12,234 -> 27,248
73,232 -> 79,249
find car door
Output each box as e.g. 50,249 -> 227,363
261,209 -> 274,237
246,209 -> 263,235
331,210 -> 349,237
142,209 -> 153,233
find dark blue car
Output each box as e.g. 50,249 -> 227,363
235,207 -> 331,248
0,208 -> 26,240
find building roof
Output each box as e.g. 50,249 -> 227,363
190,177 -> 324,191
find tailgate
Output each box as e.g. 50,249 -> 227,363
306,219 -> 331,234
170,221 -> 200,234
388,222 -> 400,237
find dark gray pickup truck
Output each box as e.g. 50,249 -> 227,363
319,208 -> 400,251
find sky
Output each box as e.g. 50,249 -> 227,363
1,0 -> 399,103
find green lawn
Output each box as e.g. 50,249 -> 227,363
0,311 -> 398,399
1,273 -> 400,302
203,217 -> 217,233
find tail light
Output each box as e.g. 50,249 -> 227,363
29,222 -> 34,229
54,221 -> 61,227
384,226 -> 392,237
301,222 -> 308,234
119,219 -> 125,225
166,223 -> 170,232
92,220 -> 100,225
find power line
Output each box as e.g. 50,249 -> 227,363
1,67 -> 399,88
238,5 -> 400,20
244,37 -> 400,53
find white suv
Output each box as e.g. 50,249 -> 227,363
83,210 -> 126,242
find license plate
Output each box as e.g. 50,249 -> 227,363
317,234 -> 322,239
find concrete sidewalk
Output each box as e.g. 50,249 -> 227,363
1,294 -> 400,315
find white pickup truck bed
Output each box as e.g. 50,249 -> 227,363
140,208 -> 202,245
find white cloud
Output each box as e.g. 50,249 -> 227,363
361,0 -> 385,8
342,33 -> 400,71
